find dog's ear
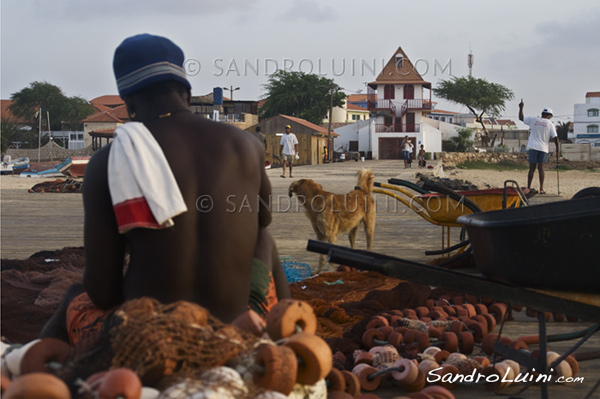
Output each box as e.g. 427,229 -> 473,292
288,180 -> 299,197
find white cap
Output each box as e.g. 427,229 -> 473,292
542,108 -> 553,115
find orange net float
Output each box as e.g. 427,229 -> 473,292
488,303 -> 509,324
457,331 -> 474,355
439,332 -> 459,352
431,364 -> 460,390
387,331 -> 404,348
434,350 -> 451,364
481,313 -> 497,333
253,344 -> 298,395
351,364 -> 381,392
474,303 -> 488,315
353,351 -> 375,366
416,332 -> 431,352
283,332 -> 332,385
362,328 -> 385,349
565,354 -> 579,377
400,368 -> 426,392
19,338 -> 71,376
365,315 -> 389,330
265,300 -> 317,341
3,372 -> 71,399
418,359 -> 440,375
341,370 -> 361,397
390,358 -> 419,384
481,333 -> 499,356
325,368 -> 346,392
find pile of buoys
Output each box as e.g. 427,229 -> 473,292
321,295 -> 583,398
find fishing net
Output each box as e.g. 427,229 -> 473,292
281,258 -> 312,283
28,178 -> 83,193
59,297 -> 263,392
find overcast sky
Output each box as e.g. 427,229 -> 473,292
2,0 -> 599,122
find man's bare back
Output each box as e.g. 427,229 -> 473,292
83,109 -> 271,322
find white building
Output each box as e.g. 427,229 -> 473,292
571,91 -> 600,146
336,47 -> 442,159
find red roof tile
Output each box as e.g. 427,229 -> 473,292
1,100 -> 30,124
346,94 -> 369,102
90,95 -> 124,107
346,102 -> 369,111
369,47 -> 431,88
83,104 -> 129,123
585,92 -> 600,98
281,115 -> 338,136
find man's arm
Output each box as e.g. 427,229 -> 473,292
518,99 -> 525,122
82,147 -> 127,310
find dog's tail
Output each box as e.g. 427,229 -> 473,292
356,168 -> 374,195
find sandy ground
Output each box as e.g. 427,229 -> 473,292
2,164 -> 598,199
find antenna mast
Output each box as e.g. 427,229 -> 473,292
468,43 -> 474,76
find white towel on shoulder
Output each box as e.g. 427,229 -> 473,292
108,122 -> 188,233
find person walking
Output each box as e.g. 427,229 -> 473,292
519,99 -> 560,194
279,124 -> 298,178
401,135 -> 414,168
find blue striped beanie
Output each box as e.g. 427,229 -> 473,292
113,34 -> 191,97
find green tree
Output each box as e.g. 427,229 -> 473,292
447,127 -> 476,152
433,76 -> 514,146
555,121 -> 571,142
1,118 -> 20,154
8,81 -> 95,133
259,71 -> 346,125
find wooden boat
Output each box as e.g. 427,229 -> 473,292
1,157 -> 30,175
62,156 -> 90,177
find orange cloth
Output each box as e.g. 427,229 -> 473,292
249,258 -> 278,318
65,292 -> 113,346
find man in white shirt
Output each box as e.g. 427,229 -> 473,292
519,100 -> 560,194
279,125 -> 298,178
401,135 -> 414,168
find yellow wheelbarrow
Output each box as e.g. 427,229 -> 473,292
372,178 -> 531,258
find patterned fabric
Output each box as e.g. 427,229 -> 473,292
66,293 -> 113,346
248,258 -> 278,318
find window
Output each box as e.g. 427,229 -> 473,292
587,125 -> 599,133
395,54 -> 403,68
588,109 -> 599,117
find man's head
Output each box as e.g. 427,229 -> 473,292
256,126 -> 261,133
541,108 -> 553,119
285,125 -> 291,134
113,34 -> 191,98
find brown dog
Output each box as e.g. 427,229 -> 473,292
288,169 -> 375,273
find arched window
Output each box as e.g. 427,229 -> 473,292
587,125 -> 599,133
588,108 -> 599,117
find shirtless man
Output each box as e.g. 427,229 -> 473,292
41,34 -> 289,344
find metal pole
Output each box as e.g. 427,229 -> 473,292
556,151 -> 560,195
327,85 -> 334,163
38,107 -> 41,163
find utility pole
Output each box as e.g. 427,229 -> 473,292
223,85 -> 240,101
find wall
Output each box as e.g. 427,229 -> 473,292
332,119 -> 370,153
561,143 -> 600,162
5,141 -> 94,162
437,151 -> 529,167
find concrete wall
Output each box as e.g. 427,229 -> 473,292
561,143 -> 600,162
5,141 -> 94,163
